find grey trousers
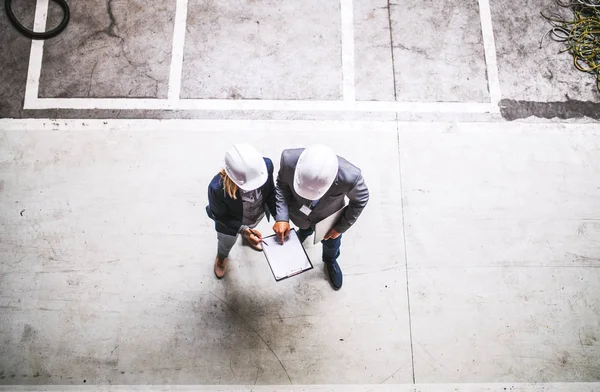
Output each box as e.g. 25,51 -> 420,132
216,232 -> 238,260
216,216 -> 263,260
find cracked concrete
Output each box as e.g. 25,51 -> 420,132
1,0 -> 600,118
353,0 -> 396,101
37,0 -> 175,98
181,0 -> 342,100
389,0 -> 490,103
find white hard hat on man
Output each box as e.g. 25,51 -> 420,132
293,144 -> 339,200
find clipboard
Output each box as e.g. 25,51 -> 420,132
262,229 -> 313,282
313,205 -> 347,244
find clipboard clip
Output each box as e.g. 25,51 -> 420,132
287,268 -> 304,278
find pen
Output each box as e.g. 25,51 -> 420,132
249,228 -> 268,246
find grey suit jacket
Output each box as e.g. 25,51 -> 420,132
275,148 -> 369,233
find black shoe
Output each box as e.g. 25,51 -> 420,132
325,261 -> 342,290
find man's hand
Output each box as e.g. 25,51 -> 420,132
323,228 -> 341,241
272,221 -> 291,244
243,228 -> 262,247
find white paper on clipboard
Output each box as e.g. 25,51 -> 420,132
262,229 -> 313,281
313,205 -> 347,244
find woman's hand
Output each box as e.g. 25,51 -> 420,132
243,228 -> 263,246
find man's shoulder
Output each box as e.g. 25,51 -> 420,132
281,148 -> 304,167
337,156 -> 362,184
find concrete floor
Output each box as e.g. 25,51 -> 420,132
1,119 -> 599,389
1,0 -> 600,389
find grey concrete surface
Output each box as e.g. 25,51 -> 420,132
0,121 -> 412,384
409,267 -> 600,382
0,0 -> 34,118
354,0 -> 395,101
38,0 -> 176,98
398,122 -> 600,382
491,0 -> 600,103
2,0 -> 600,385
0,119 -> 599,386
181,0 -> 342,100
389,0 -> 490,102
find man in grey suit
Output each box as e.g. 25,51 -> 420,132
273,145 -> 369,290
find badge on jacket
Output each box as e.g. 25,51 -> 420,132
300,205 -> 312,215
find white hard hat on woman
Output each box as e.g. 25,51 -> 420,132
224,143 -> 268,191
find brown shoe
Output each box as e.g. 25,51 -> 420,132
214,256 -> 227,279
242,236 -> 263,252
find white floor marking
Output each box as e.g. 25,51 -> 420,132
23,98 -> 494,113
0,119 -> 396,132
167,0 -> 190,101
1,118 -> 598,131
23,0 -> 48,109
18,0 -> 500,116
340,0 -> 356,101
477,0 -> 502,113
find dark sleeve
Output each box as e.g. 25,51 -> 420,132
334,172 -> 369,233
264,158 -> 277,217
208,180 -> 242,236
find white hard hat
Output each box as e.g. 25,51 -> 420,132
293,145 -> 339,200
224,144 -> 268,191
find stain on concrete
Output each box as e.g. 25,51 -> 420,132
81,357 -> 118,367
229,88 -> 243,100
20,324 -> 36,343
581,331 -> 597,346
559,351 -> 570,366
0,180 -> 4,192
500,99 -> 600,120
67,277 -> 82,286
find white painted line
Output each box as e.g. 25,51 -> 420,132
477,0 -> 502,113
340,0 -> 356,101
0,119 -> 398,132
23,0 -> 49,109
2,118 -> 599,132
167,0 -> 190,101
25,97 -> 494,113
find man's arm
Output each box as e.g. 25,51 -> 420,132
334,173 -> 369,233
274,156 -> 293,222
